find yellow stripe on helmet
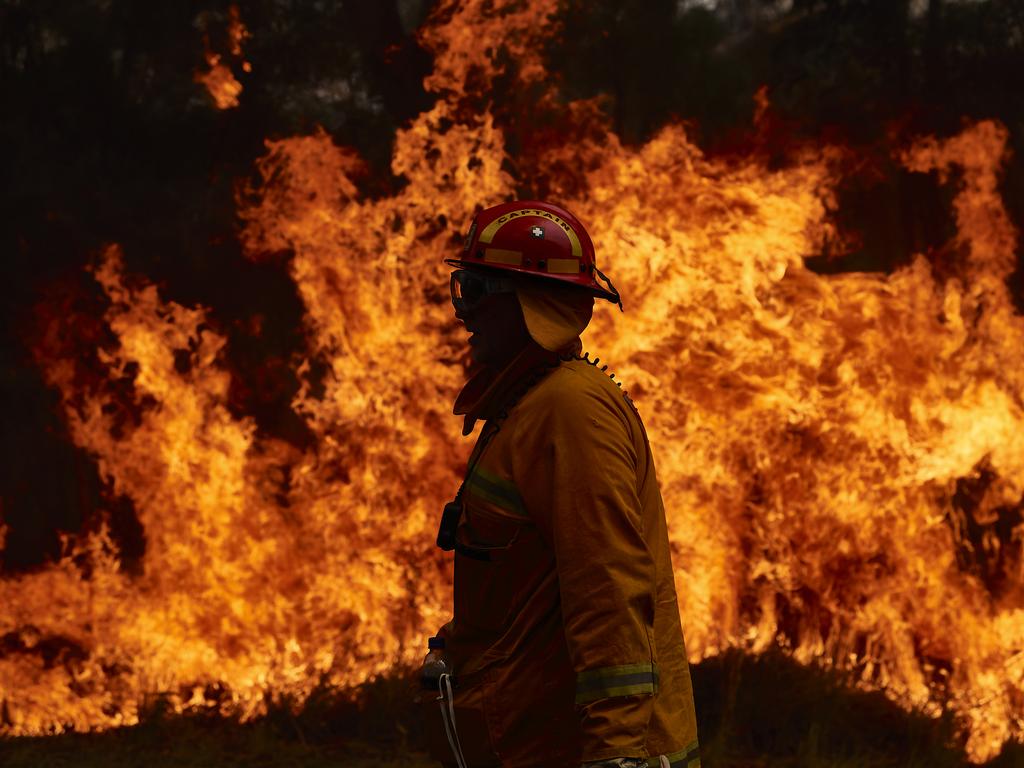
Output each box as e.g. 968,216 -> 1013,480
546,257 -> 580,274
483,248 -> 523,266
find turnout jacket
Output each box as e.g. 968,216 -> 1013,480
426,342 -> 699,768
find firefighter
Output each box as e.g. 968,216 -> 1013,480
423,200 -> 700,768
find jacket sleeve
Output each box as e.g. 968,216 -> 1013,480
434,618 -> 454,642
512,373 -> 658,763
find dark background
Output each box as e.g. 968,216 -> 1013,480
2,0 -> 1023,575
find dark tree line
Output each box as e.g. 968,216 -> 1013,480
1,0 -> 1022,571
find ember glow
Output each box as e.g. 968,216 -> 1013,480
4,0 -> 1023,761
195,5 -> 249,109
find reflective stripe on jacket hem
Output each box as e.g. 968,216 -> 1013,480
575,662 -> 659,704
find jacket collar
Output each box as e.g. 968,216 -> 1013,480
453,340 -> 572,436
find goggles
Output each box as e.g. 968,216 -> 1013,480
449,269 -> 515,313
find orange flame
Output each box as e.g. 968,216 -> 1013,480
3,0 -> 1023,761
195,5 -> 249,110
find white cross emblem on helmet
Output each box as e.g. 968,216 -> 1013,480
530,226 -> 544,238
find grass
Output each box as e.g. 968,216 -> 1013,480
2,649 -> 1022,767
689,649 -> 1020,768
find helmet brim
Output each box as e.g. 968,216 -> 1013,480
443,257 -> 619,303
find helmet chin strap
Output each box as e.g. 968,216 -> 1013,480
594,266 -> 624,312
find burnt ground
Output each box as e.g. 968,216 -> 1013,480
2,649 -> 1022,768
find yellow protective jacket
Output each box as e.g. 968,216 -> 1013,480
424,342 -> 699,768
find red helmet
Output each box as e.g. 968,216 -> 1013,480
445,200 -> 622,309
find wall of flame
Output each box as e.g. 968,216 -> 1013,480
2,1 -> 1022,762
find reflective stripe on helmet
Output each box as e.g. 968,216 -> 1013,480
483,248 -> 523,266
546,257 -> 581,274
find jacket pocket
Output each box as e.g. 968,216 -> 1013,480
453,510 -> 524,632
418,671 -> 501,767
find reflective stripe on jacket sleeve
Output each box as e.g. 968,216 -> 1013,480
576,662 -> 659,704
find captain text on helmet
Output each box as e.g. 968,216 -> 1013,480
421,201 -> 700,768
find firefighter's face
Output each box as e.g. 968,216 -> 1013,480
454,290 -> 530,370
